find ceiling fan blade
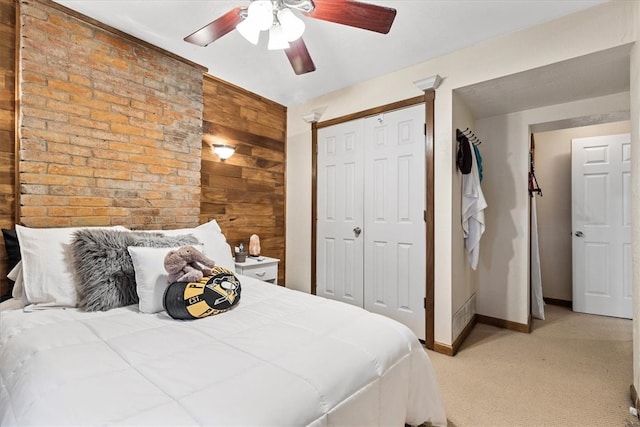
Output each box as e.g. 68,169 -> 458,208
285,38 -> 316,75
306,0 -> 396,34
184,7 -> 245,46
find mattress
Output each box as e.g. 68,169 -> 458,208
0,275 -> 446,426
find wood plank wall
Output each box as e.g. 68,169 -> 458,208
201,75 -> 287,285
0,0 -> 16,296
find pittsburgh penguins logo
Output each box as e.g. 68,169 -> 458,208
164,267 -> 242,320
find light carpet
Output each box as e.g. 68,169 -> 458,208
427,305 -> 638,427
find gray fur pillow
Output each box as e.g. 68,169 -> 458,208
71,229 -> 198,311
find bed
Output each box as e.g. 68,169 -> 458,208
0,221 -> 447,426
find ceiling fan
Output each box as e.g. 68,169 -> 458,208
183,0 -> 397,75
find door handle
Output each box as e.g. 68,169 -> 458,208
575,231 -> 584,237
353,227 -> 362,237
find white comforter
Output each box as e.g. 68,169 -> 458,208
0,276 -> 446,426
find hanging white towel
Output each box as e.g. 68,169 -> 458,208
461,139 -> 487,270
530,195 -> 545,320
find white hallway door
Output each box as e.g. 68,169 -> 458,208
317,104 -> 426,339
571,133 -> 632,319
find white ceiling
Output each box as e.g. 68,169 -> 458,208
455,44 -> 632,119
53,0 -> 607,107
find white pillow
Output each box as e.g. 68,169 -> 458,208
8,261 -> 22,298
8,261 -> 28,306
15,225 -> 129,308
152,220 -> 235,273
128,244 -> 204,314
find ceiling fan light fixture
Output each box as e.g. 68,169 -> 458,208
277,8 -> 305,42
268,25 -> 290,50
248,0 -> 274,31
282,0 -> 315,14
236,18 -> 260,45
184,0 -> 397,76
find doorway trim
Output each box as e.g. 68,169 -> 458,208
310,91 -> 436,349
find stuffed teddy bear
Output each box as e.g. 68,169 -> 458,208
164,245 -> 216,283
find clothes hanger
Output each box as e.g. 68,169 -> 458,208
462,128 -> 482,145
529,151 -> 542,197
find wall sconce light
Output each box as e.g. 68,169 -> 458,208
212,144 -> 236,161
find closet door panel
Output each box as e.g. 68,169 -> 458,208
317,121 -> 365,307
398,155 -> 413,222
320,238 -> 336,295
363,105 -> 426,340
397,243 -> 412,310
373,159 -> 389,221
372,241 -> 388,306
343,239 -> 357,299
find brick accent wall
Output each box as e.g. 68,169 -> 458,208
18,0 -> 203,229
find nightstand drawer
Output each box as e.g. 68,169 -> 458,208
241,263 -> 277,282
235,256 -> 279,284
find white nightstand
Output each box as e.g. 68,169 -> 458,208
234,256 -> 280,285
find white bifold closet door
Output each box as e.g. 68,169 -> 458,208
316,104 -> 426,340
